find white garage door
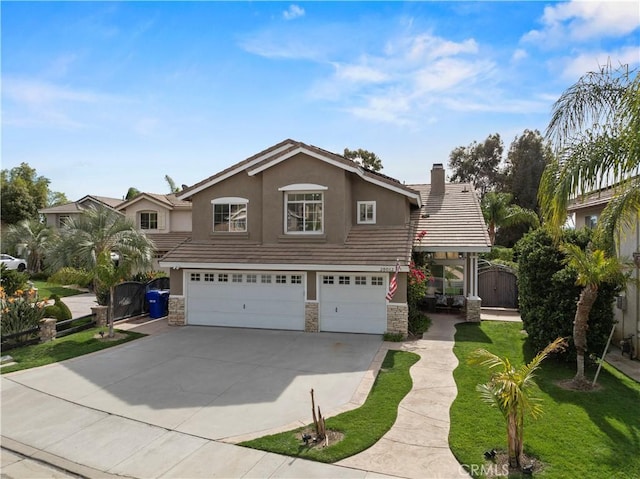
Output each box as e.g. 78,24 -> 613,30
186,271 -> 305,330
319,273 -> 387,334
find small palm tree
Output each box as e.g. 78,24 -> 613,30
4,219 -> 54,273
560,244 -> 625,383
481,192 -> 539,246
469,337 -> 565,470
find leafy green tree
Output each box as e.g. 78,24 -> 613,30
125,187 -> 141,200
560,244 -> 626,383
504,129 -> 552,212
47,191 -> 69,207
539,64 -> 640,248
469,337 -> 565,470
48,205 -> 155,310
1,163 -> 52,224
343,148 -> 383,171
4,219 -> 54,273
481,192 -> 539,246
448,133 -> 505,197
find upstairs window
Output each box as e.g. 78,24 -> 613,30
212,197 -> 248,232
58,215 -> 71,228
285,192 -> 323,233
357,201 -> 376,224
585,215 -> 598,229
140,211 -> 158,230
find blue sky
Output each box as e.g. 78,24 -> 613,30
2,1 -> 639,201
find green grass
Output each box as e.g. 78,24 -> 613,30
240,349 -> 420,463
450,321 -> 640,479
32,281 -> 86,299
1,328 -> 146,374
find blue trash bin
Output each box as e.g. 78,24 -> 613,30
146,290 -> 164,319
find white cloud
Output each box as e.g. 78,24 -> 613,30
283,4 -> 305,21
523,0 -> 640,46
511,48 -> 528,62
558,45 -> 640,80
332,62 -> 389,83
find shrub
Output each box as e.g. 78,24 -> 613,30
0,288 -> 46,337
407,259 -> 432,335
48,267 -> 93,288
129,270 -> 168,283
43,294 -> 72,321
514,227 -> 617,361
0,264 -> 28,297
483,246 -> 514,262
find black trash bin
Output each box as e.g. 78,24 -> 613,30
159,290 -> 170,317
146,290 -> 167,319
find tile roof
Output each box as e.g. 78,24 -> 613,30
117,193 -> 192,210
145,232 -> 191,251
160,225 -> 413,270
38,195 -> 123,214
567,187 -> 616,211
408,183 -> 491,252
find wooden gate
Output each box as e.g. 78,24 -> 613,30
478,265 -> 518,308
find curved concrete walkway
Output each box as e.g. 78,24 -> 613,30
338,316 -> 469,479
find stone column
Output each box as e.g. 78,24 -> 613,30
168,296 -> 186,326
91,306 -> 108,327
305,302 -> 319,332
466,296 -> 481,322
39,318 -> 57,343
386,303 -> 409,337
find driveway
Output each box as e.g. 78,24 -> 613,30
2,326 -> 382,441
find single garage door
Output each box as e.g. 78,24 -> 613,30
319,273 -> 387,334
186,271 -> 305,330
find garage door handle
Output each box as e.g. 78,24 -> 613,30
243,304 -> 246,309
335,307 -> 338,313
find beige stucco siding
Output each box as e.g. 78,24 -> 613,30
171,210 -> 192,232
122,198 -> 170,232
351,177 -> 409,226
170,268 -> 184,295
614,216 -> 639,353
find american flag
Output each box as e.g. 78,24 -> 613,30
386,260 -> 400,301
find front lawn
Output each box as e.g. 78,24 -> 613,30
450,321 -> 640,479
32,281 -> 86,299
1,328 -> 146,374
240,349 -> 419,463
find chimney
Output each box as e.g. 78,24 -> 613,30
431,163 -> 445,195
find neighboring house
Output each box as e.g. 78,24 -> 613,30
160,139 -> 490,336
39,193 -> 192,272
39,195 -> 122,229
568,187 -> 640,356
116,193 -> 192,270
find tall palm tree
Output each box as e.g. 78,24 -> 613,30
4,219 -> 54,273
561,244 -> 625,383
539,64 -> 640,247
481,192 -> 539,246
469,337 -> 565,470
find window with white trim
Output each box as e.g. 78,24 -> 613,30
204,273 -> 215,282
218,273 -> 228,283
58,215 -> 71,228
232,274 -> 243,283
585,215 -> 598,229
285,192 -> 323,233
339,276 -> 350,285
276,275 -> 287,284
212,197 -> 248,232
357,201 -> 376,224
261,274 -> 272,284
140,211 -> 158,230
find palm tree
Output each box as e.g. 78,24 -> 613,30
560,244 -> 625,383
49,205 -> 155,335
539,64 -> 640,247
481,192 -> 539,246
469,337 -> 565,470
4,219 -> 54,273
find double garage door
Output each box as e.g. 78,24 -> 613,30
186,270 -> 388,334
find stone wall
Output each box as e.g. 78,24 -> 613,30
91,306 -> 108,328
305,302 -> 319,332
168,296 -> 186,326
466,296 -> 481,322
39,317 -> 56,343
386,303 -> 409,337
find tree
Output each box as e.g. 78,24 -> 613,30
1,163 -> 52,224
560,244 -> 625,384
504,130 -> 552,213
469,337 -> 565,470
448,133 -> 505,197
47,191 -> 69,207
481,192 -> 539,246
343,148 -> 383,171
165,175 -> 181,193
48,205 -> 155,322
125,187 -> 141,200
4,219 -> 54,273
539,64 -> 640,248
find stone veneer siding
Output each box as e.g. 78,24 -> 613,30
39,317 -> 56,343
466,296 -> 481,322
386,303 -> 409,337
168,296 -> 186,326
91,306 -> 108,328
305,302 -> 319,332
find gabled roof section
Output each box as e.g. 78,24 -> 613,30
567,186 -> 616,212
117,193 -> 192,211
409,183 -> 491,252
178,139 -> 421,206
38,195 -> 123,214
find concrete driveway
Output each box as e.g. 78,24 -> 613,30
2,326 -> 382,441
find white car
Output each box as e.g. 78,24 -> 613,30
0,254 -> 27,272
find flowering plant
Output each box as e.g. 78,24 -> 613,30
1,286 -> 47,337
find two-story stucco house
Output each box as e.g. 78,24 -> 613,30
39,195 -> 122,229
568,186 -> 640,356
160,139 -> 491,336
